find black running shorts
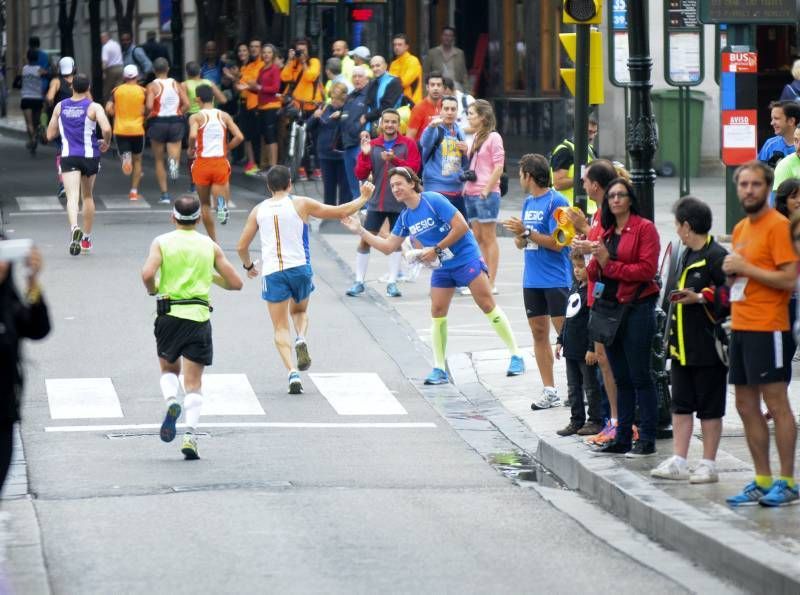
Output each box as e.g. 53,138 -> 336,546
524,287 -> 569,318
60,156 -> 101,177
116,134 -> 144,155
148,117 -> 185,143
364,210 -> 400,233
728,330 -> 792,385
670,362 -> 727,419
154,314 -> 213,365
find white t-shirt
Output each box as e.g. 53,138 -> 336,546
102,39 -> 123,68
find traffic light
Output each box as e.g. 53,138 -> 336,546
562,0 -> 602,24
559,30 -> 605,105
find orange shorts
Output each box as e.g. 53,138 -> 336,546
191,157 -> 230,186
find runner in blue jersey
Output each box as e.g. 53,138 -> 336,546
342,166 -> 525,384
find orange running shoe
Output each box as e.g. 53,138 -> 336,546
632,425 -> 640,442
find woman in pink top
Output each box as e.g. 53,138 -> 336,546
461,99 -> 504,293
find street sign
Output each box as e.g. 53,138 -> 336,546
664,0 -> 704,86
698,0 -> 797,24
607,0 -> 630,86
721,110 -> 758,164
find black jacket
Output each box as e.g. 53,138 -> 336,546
0,275 -> 50,423
341,86 -> 369,148
364,73 -> 403,124
668,237 -> 729,367
558,282 -> 593,361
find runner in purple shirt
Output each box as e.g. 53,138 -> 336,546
46,73 -> 112,256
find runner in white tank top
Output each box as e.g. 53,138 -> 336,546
151,78 -> 182,117
237,166 -> 372,395
196,108 -> 227,158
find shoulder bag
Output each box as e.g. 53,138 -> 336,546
588,281 -> 646,346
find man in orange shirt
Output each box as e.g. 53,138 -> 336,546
236,38 -> 264,176
389,34 -> 423,106
406,70 -> 443,141
281,38 -> 323,180
723,160 -> 799,507
105,64 -> 146,200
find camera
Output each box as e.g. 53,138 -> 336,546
459,170 -> 477,182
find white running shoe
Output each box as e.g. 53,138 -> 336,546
458,286 -> 472,296
650,455 -> 689,480
168,157 -> 179,180
689,460 -> 719,484
531,387 -> 560,410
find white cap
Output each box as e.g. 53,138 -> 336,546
123,64 -> 139,79
59,56 -> 75,76
349,46 -> 371,61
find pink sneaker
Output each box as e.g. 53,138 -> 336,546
585,419 -> 617,446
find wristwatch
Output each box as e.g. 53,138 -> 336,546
434,246 -> 445,257
522,229 -> 532,239
243,262 -> 255,271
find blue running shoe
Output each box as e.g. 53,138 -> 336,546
386,282 -> 402,298
159,193 -> 171,205
726,481 -> 769,507
759,479 -> 799,507
160,402 -> 182,443
346,281 -> 365,297
424,368 -> 449,385
288,371 -> 303,394
507,355 -> 525,376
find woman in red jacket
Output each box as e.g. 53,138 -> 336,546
586,177 -> 661,457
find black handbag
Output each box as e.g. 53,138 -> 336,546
588,284 -> 646,345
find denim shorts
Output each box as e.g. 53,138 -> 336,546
431,258 -> 488,288
261,264 -> 315,303
464,192 -> 501,223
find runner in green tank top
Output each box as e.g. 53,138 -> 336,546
142,195 -> 243,459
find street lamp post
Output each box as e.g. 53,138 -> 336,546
625,1 -> 657,220
171,0 -> 184,81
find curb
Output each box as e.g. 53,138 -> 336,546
448,351 -> 800,595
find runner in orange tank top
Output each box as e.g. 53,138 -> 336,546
188,84 -> 243,241
105,64 -> 147,200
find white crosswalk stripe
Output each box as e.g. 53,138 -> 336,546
46,378 -> 124,419
16,195 -> 62,211
310,373 -> 407,415
179,373 -> 265,415
101,195 -> 152,209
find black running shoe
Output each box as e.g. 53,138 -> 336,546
160,402 -> 182,443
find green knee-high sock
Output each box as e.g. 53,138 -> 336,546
485,306 -> 520,356
431,317 -> 448,370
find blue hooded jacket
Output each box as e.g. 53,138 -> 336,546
420,123 -> 469,194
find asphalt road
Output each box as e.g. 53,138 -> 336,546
0,134 -> 712,593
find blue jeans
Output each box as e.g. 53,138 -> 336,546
605,296 -> 658,445
343,146 -> 361,201
319,158 -> 350,206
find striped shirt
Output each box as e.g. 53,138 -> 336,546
256,196 -> 309,276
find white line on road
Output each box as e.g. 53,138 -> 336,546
44,422 -> 436,432
16,195 -> 62,211
45,378 -> 124,419
101,195 -> 152,209
310,373 -> 408,415
180,373 -> 265,416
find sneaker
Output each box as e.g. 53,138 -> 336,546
586,420 -> 617,446
689,460 -> 719,484
121,151 -> 133,175
160,401 -> 182,443
69,226 -> 83,256
312,168 -> 322,180
217,202 -> 229,225
57,184 -> 67,199
386,282 -> 402,298
189,183 -> 196,193
424,368 -> 449,385
626,440 -> 656,458
244,161 -> 259,176
346,281 -> 365,297
506,355 -> 525,376
296,167 -> 308,181
591,439 -> 631,455
632,425 -> 640,442
556,422 -> 582,437
168,157 -> 179,180
458,286 -> 472,296
531,387 -> 560,410
758,479 -> 800,507
726,481 -> 769,507
288,371 -> 303,394
492,286 -> 499,295
129,190 -> 139,201
577,421 -> 603,436
159,193 -> 171,205
295,340 -> 311,371
181,433 -> 200,460
650,455 -> 689,480
80,236 -> 92,254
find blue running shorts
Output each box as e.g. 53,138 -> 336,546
430,258 -> 488,288
261,264 -> 315,303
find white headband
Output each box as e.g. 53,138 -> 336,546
173,206 -> 201,221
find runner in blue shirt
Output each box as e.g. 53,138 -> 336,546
503,153 -> 572,410
757,101 -> 800,168
342,166 -> 525,384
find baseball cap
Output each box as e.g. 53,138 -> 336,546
349,46 -> 371,61
123,64 -> 139,79
59,56 -> 75,75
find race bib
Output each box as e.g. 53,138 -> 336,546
730,276 -> 748,302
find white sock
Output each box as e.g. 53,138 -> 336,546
355,251 -> 369,283
610,418 -> 618,426
700,458 -> 716,468
159,373 -> 180,402
131,187 -> 137,193
296,335 -> 305,343
672,455 -> 687,465
183,392 -> 203,432
387,251 -> 402,283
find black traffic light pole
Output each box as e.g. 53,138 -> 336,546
626,1 -> 657,221
572,23 -> 590,214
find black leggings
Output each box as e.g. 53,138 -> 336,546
0,423 -> 13,493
